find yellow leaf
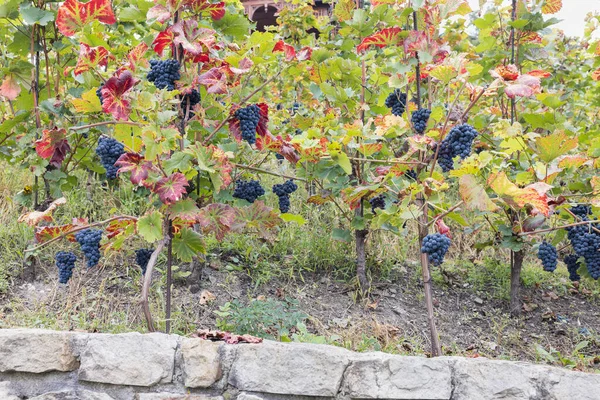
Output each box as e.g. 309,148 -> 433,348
459,175 -> 498,212
71,89 -> 102,113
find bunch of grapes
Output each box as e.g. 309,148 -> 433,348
405,169 -> 417,181
234,105 -> 261,145
421,233 -> 451,266
233,180 -> 265,203
385,89 -> 407,116
147,59 -> 180,91
96,137 -> 124,179
571,205 -> 592,219
96,84 -> 104,105
75,229 -> 103,268
566,224 -> 600,280
56,251 -> 77,284
272,180 -> 298,213
275,153 -> 284,160
181,89 -> 200,115
537,241 -> 558,272
369,194 -> 386,213
135,248 -> 154,275
563,254 -> 581,282
411,108 -> 431,134
437,124 -> 479,172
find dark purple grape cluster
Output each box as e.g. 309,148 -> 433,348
275,153 -> 284,160
537,241 -> 558,272
571,205 -> 592,219
411,108 -> 431,134
421,233 -> 451,266
56,251 -> 77,284
96,83 -> 104,105
75,229 -> 103,268
234,105 -> 261,145
566,223 -> 600,280
233,180 -> 265,203
385,89 -> 407,116
405,169 -> 417,181
135,248 -> 154,275
147,59 -> 180,91
272,180 -> 298,213
181,89 -> 200,115
437,124 -> 479,172
369,194 -> 386,213
564,254 -> 581,282
96,137 -> 124,179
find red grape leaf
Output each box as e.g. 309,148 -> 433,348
154,172 -> 189,205
234,201 -> 281,241
519,32 -> 542,44
147,4 -> 171,23
488,172 -> 549,216
256,103 -> 269,138
435,219 -> 451,238
491,64 -> 519,81
357,27 -> 402,53
527,69 -> 551,79
185,0 -> 225,20
342,185 -> 377,210
115,152 -> 154,185
198,67 -> 228,94
296,46 -> 312,61
168,198 -> 201,222
35,224 -> 74,244
35,127 -> 71,168
196,203 -> 236,240
172,20 -> 217,56
74,43 -> 111,76
522,215 -> 546,233
273,40 -> 296,61
152,29 -> 175,56
0,76 -> 21,100
229,57 -> 253,74
56,0 -> 116,37
127,43 -> 149,71
185,144 -> 233,190
505,84 -> 534,98
255,133 -> 300,164
101,70 -> 139,121
105,218 -> 135,239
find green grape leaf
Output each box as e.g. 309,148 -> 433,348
172,227 -> 205,262
137,211 -> 163,243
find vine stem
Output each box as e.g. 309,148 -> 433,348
518,219 -> 600,237
232,163 -> 307,182
141,238 -> 167,332
69,121 -> 142,131
25,216 -> 138,253
202,68 -> 284,145
565,208 -> 600,234
324,156 -> 425,166
427,201 -> 464,227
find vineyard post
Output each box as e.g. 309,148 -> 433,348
165,220 -> 173,334
31,23 -> 41,209
508,0 -> 524,317
412,8 -> 442,357
355,59 -> 369,293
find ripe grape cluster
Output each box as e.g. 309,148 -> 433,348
147,59 -> 180,91
437,124 -> 479,172
537,241 -> 558,272
96,84 -> 104,105
75,229 -> 103,268
275,153 -> 284,160
234,105 -> 261,145
369,194 -> 386,213
421,233 -> 451,266
272,180 -> 298,213
385,89 -> 407,116
405,169 -> 417,181
96,137 -> 124,179
55,251 -> 77,284
135,248 -> 154,275
233,180 -> 265,203
411,108 -> 431,134
181,89 -> 200,115
566,206 -> 600,279
564,254 -> 581,282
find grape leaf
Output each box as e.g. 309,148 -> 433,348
71,89 -> 102,113
542,0 -> 562,14
532,130 -> 578,163
168,198 -> 201,222
35,127 -> 71,168
146,4 -> 171,23
137,211 -> 163,243
234,201 -> 281,241
198,67 -> 228,94
172,20 -> 217,56
357,27 -> 402,53
357,143 -> 383,157
0,75 -> 21,100
172,227 -> 205,262
101,70 -> 139,121
273,40 -> 296,61
154,172 -> 189,205
56,0 -> 116,37
185,0 -> 225,20
229,57 -> 253,74
74,43 -> 111,76
196,203 -> 236,240
18,197 -> 67,226
488,172 -> 550,216
127,43 -> 149,71
19,3 -> 55,26
115,153 -> 154,185
152,29 -> 175,56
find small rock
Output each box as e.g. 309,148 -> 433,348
389,288 -> 397,294
331,317 -> 349,329
474,297 -> 484,305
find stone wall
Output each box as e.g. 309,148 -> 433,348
0,329 -> 599,400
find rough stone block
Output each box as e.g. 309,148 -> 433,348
181,338 -> 222,388
0,381 -> 20,400
228,341 -> 350,397
0,329 -> 78,373
78,332 -> 178,387
342,353 -> 452,399
544,366 -> 600,400
137,394 -> 222,400
28,390 -> 116,400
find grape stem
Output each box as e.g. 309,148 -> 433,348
518,219 -> 600,236
69,121 -> 142,131
427,201 -> 464,227
232,163 -> 307,182
141,237 -> 167,332
330,156 -> 426,166
24,215 -> 138,252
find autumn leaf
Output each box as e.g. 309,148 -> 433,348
273,40 -> 296,61
171,20 -> 217,56
184,0 -> 226,20
115,152 -> 154,185
196,203 -> 237,240
56,0 -> 116,37
101,70 -> 139,121
146,4 -> 171,23
198,67 -> 228,94
296,47 -> 312,61
531,130 -> 578,163
153,172 -> 189,205
488,172 -> 549,216
167,198 -> 201,222
234,201 -> 281,240
541,0 -> 562,14
152,29 -> 175,56
35,127 -> 71,168
0,75 -> 21,100
229,57 -> 253,74
19,197 -> 67,226
459,174 -> 498,212
74,43 -> 110,75
71,89 -> 102,113
127,43 -> 149,71
357,27 -> 402,53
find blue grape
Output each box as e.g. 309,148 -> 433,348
55,251 -> 77,284
537,241 -> 558,272
437,124 -> 479,172
571,205 -> 592,219
234,105 -> 261,145
272,180 -> 298,213
385,90 -> 407,116
147,59 -> 180,91
75,229 -> 102,268
233,180 -> 265,203
96,84 -> 104,105
411,108 -> 431,134
135,248 -> 154,275
421,233 -> 451,266
405,169 -> 417,181
181,89 -> 200,118
96,137 -> 124,179
564,254 -> 581,282
566,223 -> 600,280
369,194 -> 385,213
